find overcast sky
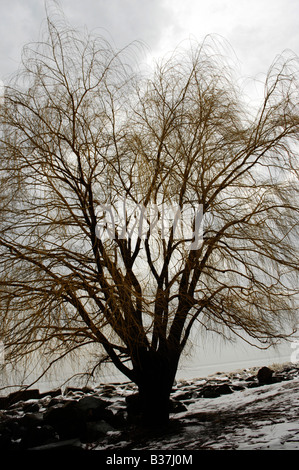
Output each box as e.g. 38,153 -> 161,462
0,0 -> 299,99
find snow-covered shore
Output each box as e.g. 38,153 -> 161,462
94,363 -> 299,451
0,362 -> 298,451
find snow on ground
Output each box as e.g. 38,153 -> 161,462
93,365 -> 299,451
1,362 -> 298,451
179,378 -> 299,450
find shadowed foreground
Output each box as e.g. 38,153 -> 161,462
0,363 -> 298,450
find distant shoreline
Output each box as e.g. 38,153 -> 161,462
0,357 -> 294,397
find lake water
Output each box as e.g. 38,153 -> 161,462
177,335 -> 293,380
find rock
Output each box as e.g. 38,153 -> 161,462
21,424 -> 58,448
39,388 -> 62,399
272,373 -> 288,383
81,386 -> 94,394
169,400 -> 188,413
43,401 -> 86,440
257,366 -> 273,385
0,423 -> 12,445
231,385 -> 246,391
22,401 -> 40,413
28,438 -> 84,451
201,386 -> 221,398
100,384 -> 117,398
81,420 -> 115,443
0,432 -> 12,449
20,412 -> 44,429
246,382 -> 260,389
77,395 -> 109,411
0,397 -> 8,409
6,419 -> 27,440
244,375 -> 254,381
64,386 -> 85,396
173,390 -> 194,401
110,409 -> 127,428
76,396 -> 111,421
47,397 -> 64,407
201,383 -> 233,398
216,384 -> 233,395
7,389 -> 40,407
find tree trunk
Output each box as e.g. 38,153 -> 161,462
132,349 -> 179,427
138,381 -> 172,426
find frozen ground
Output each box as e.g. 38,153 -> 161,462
1,362 -> 298,451
92,364 -> 299,451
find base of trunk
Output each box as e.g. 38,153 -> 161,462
140,392 -> 170,426
128,349 -> 179,427
126,388 -> 171,427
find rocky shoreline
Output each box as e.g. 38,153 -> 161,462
0,362 -> 298,450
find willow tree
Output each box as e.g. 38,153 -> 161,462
0,18 -> 298,425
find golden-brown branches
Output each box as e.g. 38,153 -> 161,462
0,20 -> 298,389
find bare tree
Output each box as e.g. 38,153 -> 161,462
0,17 -> 298,425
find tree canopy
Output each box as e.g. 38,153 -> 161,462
0,17 -> 298,424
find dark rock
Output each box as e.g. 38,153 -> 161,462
201,386 -> 221,398
246,382 -> 260,389
173,390 -> 194,401
192,412 -> 215,422
109,409 -> 127,428
82,405 -> 115,424
231,385 -> 246,391
0,432 -> 12,448
169,400 -> 188,413
80,420 -> 115,443
201,383 -> 233,398
76,396 -> 111,421
22,401 -> 40,413
81,386 -> 94,394
0,423 -> 12,446
216,384 -> 233,395
28,438 -> 84,451
20,412 -> 44,429
100,384 -> 117,398
7,389 -> 40,407
6,419 -> 27,440
245,375 -> 257,382
0,397 -> 8,409
21,424 -> 58,448
47,397 -> 64,407
77,395 -> 109,411
272,373 -> 289,383
39,388 -> 62,399
257,366 -> 273,385
43,401 -> 86,439
64,386 -> 85,396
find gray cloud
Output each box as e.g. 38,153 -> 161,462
1,0 -> 298,88
159,0 -> 299,78
0,0 -> 174,79
0,0 -> 45,78
60,0 -> 173,48
228,0 -> 299,76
